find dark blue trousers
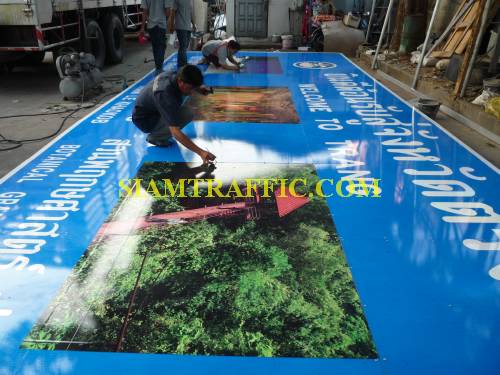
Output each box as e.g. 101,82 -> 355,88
176,29 -> 191,68
148,26 -> 166,72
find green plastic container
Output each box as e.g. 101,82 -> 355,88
399,15 -> 426,54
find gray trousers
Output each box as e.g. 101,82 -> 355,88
140,105 -> 193,145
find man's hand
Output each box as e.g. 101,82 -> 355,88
224,64 -> 240,72
197,85 -> 213,96
192,23 -> 197,32
170,127 -> 215,164
199,150 -> 216,164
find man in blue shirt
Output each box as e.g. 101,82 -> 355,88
132,65 -> 216,164
140,0 -> 170,76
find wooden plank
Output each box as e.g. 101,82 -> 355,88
440,5 -> 473,51
439,1 -> 479,55
456,0 -> 470,13
389,0 -> 406,51
425,0 -> 476,58
448,13 -> 476,53
453,2 -> 480,54
431,50 -> 454,58
444,31 -> 464,52
456,29 -> 473,54
455,19 -> 475,29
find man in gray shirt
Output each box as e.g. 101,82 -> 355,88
132,64 -> 216,163
140,0 -> 170,76
201,40 -> 242,71
169,0 -> 195,69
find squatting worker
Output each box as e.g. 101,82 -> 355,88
200,40 -> 242,72
132,64 -> 216,164
140,0 -> 170,76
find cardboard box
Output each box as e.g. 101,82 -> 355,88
343,12 -> 361,29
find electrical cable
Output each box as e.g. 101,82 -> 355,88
17,106 -> 82,143
0,135 -> 22,152
0,107 -> 81,152
0,109 -> 80,120
0,90 -> 121,151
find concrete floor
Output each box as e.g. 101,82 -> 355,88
0,44 -> 498,179
0,39 -> 175,178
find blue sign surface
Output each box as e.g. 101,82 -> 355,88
0,52 -> 499,375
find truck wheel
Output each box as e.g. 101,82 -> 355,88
104,13 -> 124,64
85,20 -> 106,68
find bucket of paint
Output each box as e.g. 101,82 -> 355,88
282,35 -> 293,49
190,32 -> 203,50
413,98 -> 441,119
271,34 -> 281,43
138,33 -> 148,45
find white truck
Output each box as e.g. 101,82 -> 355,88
0,0 -> 143,68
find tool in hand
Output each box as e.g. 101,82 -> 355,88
198,86 -> 214,95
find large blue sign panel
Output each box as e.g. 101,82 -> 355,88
0,52 -> 499,375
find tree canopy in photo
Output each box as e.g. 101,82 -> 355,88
23,162 -> 377,359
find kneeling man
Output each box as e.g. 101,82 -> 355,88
132,64 -> 216,164
200,39 -> 242,71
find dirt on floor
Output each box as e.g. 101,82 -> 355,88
358,45 -> 487,102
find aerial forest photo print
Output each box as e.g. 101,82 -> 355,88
189,87 -> 300,124
21,162 -> 377,359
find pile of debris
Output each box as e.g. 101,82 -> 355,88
408,0 -> 500,117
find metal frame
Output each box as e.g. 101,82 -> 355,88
371,0 -> 396,69
0,16 -> 80,52
0,1 -> 142,52
365,0 -> 378,43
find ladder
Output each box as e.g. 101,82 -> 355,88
370,0 -> 397,69
122,0 -> 141,29
365,0 -> 393,44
